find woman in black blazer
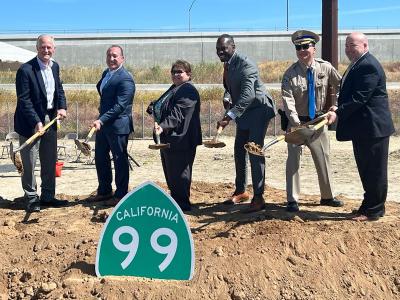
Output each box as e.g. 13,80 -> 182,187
147,60 -> 202,211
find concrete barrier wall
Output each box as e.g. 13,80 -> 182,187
1,30 -> 400,67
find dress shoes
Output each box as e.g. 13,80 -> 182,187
223,191 -> 250,205
86,192 -> 113,202
26,201 -> 40,213
350,214 -> 381,221
242,195 -> 265,213
40,198 -> 69,208
320,197 -> 344,207
104,197 -> 122,207
286,201 -> 299,212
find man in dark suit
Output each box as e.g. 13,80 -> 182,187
327,32 -> 395,221
216,34 -> 277,213
14,34 -> 68,213
91,45 -> 135,206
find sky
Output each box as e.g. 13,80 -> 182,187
0,0 -> 400,33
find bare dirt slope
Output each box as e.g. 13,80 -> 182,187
0,135 -> 400,300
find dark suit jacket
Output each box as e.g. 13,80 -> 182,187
96,66 -> 135,135
14,57 -> 67,138
336,52 -> 394,141
156,81 -> 202,151
224,51 -> 276,128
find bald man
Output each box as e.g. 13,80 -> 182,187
327,32 -> 394,221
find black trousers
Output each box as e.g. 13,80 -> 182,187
95,130 -> 129,199
352,136 -> 390,217
160,148 -> 196,211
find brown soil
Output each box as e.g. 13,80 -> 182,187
0,136 -> 400,300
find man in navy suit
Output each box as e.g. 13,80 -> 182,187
14,34 -> 68,213
327,32 -> 395,221
91,45 -> 135,206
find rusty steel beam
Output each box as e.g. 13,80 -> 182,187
321,0 -> 338,69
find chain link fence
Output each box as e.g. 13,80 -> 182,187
0,100 -> 279,141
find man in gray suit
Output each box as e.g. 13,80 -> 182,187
216,34 -> 276,212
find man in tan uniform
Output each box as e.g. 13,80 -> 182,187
281,30 -> 343,212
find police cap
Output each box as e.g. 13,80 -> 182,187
291,30 -> 320,45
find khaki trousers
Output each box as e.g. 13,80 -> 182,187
286,125 -> 335,203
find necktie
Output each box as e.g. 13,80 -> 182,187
307,68 -> 316,119
100,71 -> 112,93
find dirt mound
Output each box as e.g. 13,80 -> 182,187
1,181 -> 399,300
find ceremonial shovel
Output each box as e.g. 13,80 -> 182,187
10,115 -> 61,174
203,126 -> 226,148
148,122 -> 170,150
245,114 -> 328,156
74,126 -> 96,157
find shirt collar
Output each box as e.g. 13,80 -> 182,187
298,59 -> 316,72
107,64 -> 123,75
227,51 -> 236,65
36,57 -> 53,70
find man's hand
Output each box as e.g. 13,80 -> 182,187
57,109 -> 67,120
328,105 -> 338,112
326,111 -> 337,125
217,115 -> 231,129
93,120 -> 102,131
326,105 -> 338,125
35,122 -> 45,135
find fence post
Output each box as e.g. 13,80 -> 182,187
75,101 -> 79,137
6,100 -> 11,133
141,101 -> 145,139
208,100 -> 211,137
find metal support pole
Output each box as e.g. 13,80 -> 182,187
141,101 -> 145,139
208,100 -> 211,137
75,101 -> 79,137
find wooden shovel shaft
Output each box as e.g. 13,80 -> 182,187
312,118 -> 328,130
154,122 -> 161,144
84,126 -> 96,143
262,134 -> 285,152
13,115 -> 61,152
212,126 -> 223,142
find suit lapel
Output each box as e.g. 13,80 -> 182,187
32,59 -> 47,98
341,53 -> 369,89
104,67 -> 124,91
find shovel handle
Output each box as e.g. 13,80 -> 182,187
154,122 -> 161,144
312,118 -> 328,131
24,115 -> 61,145
261,134 -> 285,152
212,126 -> 224,142
84,126 -> 96,142
302,113 -> 328,127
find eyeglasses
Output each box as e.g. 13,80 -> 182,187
171,69 -> 185,75
295,43 -> 314,51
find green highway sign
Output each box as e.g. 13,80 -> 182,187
96,181 -> 195,280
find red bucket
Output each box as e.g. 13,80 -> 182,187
55,161 -> 64,177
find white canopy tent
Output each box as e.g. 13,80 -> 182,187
0,41 -> 36,63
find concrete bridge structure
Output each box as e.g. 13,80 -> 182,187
1,29 -> 400,67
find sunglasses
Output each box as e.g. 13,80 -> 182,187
295,43 -> 314,51
171,69 -> 185,75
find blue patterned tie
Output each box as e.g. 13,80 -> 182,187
307,68 -> 315,119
